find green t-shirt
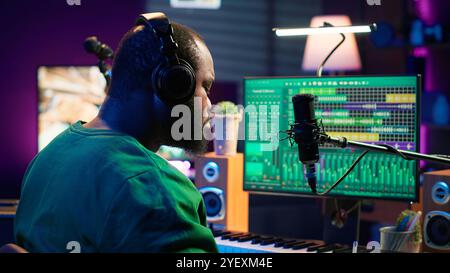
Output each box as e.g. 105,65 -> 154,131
14,121 -> 218,253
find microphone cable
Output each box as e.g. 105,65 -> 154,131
316,143 -> 417,195
315,150 -> 369,196
316,22 -> 346,77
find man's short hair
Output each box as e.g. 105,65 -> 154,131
108,22 -> 204,99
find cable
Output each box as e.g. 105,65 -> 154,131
316,22 -> 346,77
345,200 -> 361,214
316,150 -> 370,196
316,143 -> 413,195
432,154 -> 450,159
379,144 -> 410,161
317,143 -> 419,195
279,129 -> 369,196
332,199 -> 361,228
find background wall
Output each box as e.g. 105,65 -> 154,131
0,0 -> 146,198
0,0 -> 323,198
0,0 -> 327,244
146,0 -> 321,104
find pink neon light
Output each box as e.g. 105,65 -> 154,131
416,0 -> 435,25
412,47 -> 428,58
420,125 -> 428,168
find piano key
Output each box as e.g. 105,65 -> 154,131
251,236 -> 273,245
212,230 -> 231,237
216,237 -> 312,253
316,245 -> 338,253
237,235 -> 260,242
260,238 -> 284,246
307,244 -> 328,252
249,237 -> 261,244
214,230 -> 334,253
229,233 -> 252,241
323,245 -> 344,253
216,237 -> 274,253
291,242 -> 316,250
221,232 -> 244,240
282,240 -> 306,249
333,247 -> 353,253
274,240 -> 297,248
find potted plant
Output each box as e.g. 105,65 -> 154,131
211,101 -> 242,156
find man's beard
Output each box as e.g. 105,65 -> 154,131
161,98 -> 211,154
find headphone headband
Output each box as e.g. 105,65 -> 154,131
136,13 -> 179,61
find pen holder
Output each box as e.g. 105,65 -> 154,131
380,226 -> 421,253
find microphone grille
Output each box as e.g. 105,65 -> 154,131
84,36 -> 99,53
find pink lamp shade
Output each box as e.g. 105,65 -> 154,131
302,15 -> 362,72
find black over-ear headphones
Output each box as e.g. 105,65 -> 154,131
135,12 -> 196,105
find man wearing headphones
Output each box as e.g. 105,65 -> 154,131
14,13 -> 217,253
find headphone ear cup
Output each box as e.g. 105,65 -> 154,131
152,59 -> 196,105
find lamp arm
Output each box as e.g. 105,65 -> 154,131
317,22 -> 346,77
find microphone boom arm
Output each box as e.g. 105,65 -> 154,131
282,95 -> 450,196
285,119 -> 450,166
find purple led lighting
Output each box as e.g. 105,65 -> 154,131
415,0 -> 435,25
413,1 -> 439,92
412,47 -> 428,58
426,57 -> 437,92
412,46 -> 436,92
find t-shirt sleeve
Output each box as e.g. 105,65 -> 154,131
97,168 -> 218,253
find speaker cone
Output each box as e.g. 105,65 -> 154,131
199,187 -> 225,221
425,211 -> 450,249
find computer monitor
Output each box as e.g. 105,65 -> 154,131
243,76 -> 420,201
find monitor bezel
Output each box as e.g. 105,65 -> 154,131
242,74 -> 421,203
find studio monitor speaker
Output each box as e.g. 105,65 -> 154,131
195,153 -> 248,232
423,169 -> 450,253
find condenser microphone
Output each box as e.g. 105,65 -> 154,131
292,94 -> 320,193
84,36 -> 114,60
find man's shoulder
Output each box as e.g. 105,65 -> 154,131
36,124 -> 163,182
77,134 -> 165,179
